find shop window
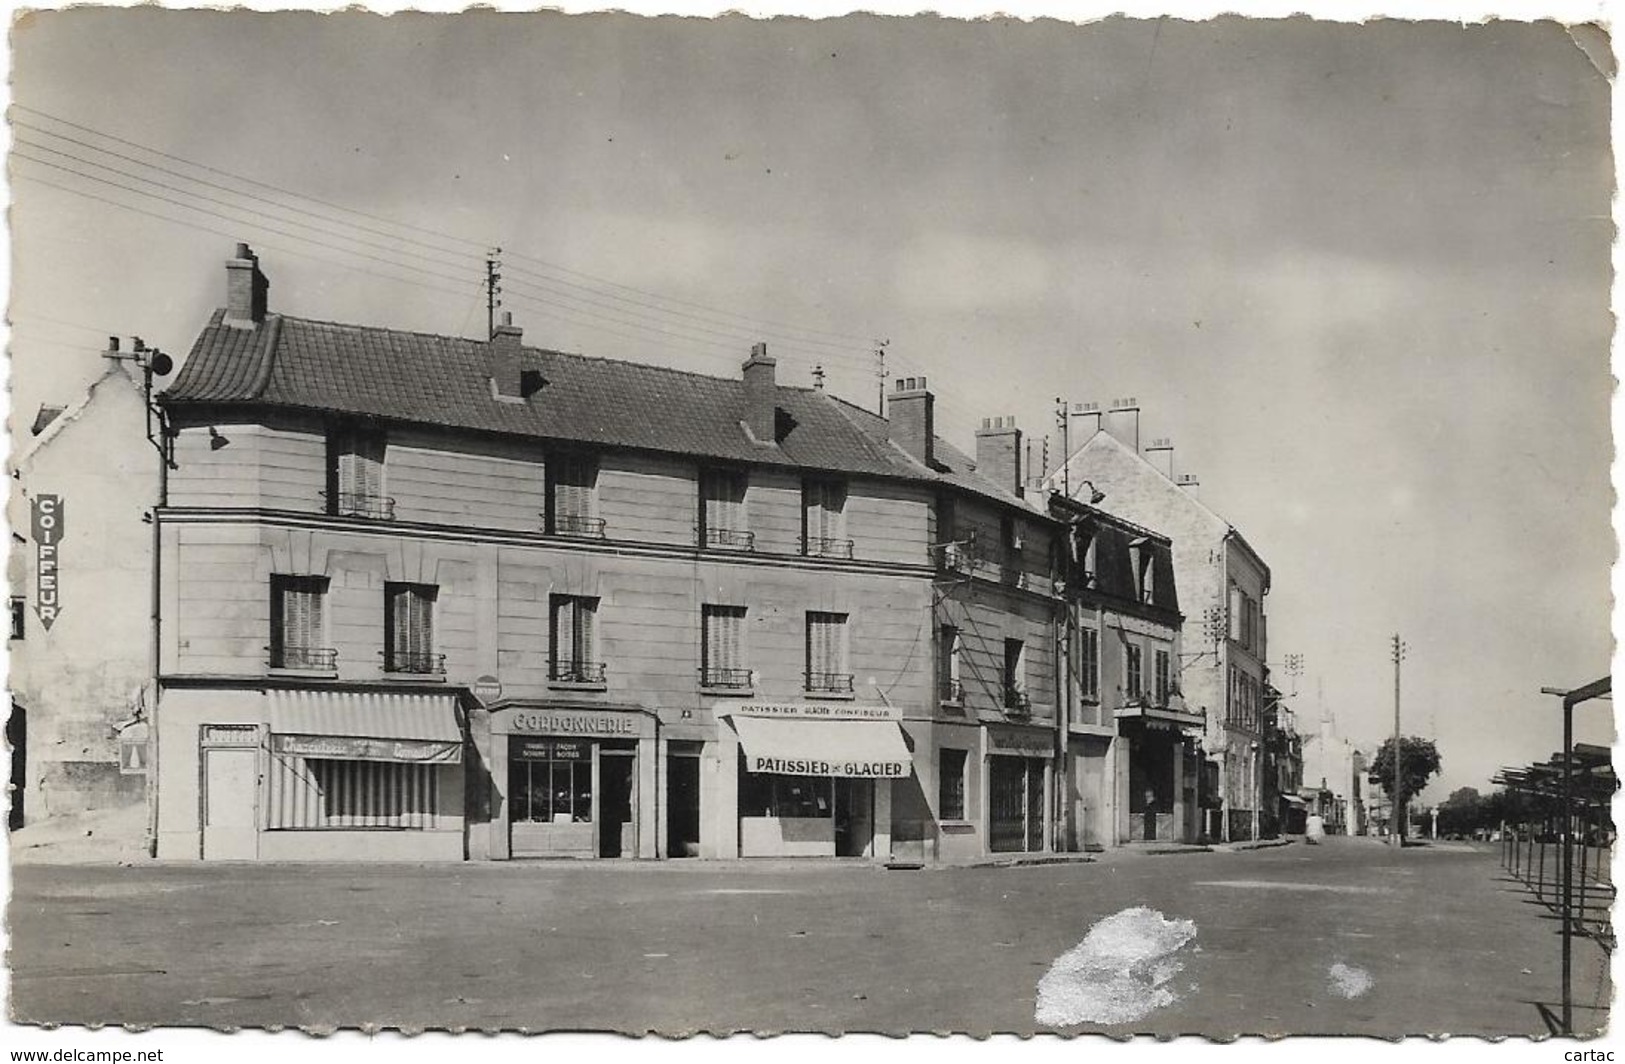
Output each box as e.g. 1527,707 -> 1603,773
508,740 -> 592,824
1003,638 -> 1028,712
801,478 -> 851,558
702,605 -> 749,689
326,425 -> 391,519
385,582 -> 442,674
1079,625 -> 1100,701
1125,643 -> 1144,701
551,594 -> 604,684
805,611 -> 852,693
9,596 -> 23,641
938,625 -> 963,703
269,575 -> 332,670
264,758 -> 441,830
739,758 -> 832,819
939,748 -> 967,821
1154,648 -> 1171,706
547,453 -> 604,537
699,469 -> 751,550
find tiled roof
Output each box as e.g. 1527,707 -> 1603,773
163,310 -> 1044,515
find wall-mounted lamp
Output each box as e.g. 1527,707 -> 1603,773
1079,480 -> 1106,505
208,426 -> 231,450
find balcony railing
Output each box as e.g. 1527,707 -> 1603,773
330,492 -> 395,520
550,659 -> 608,684
384,650 -> 446,675
939,677 -> 965,704
1004,688 -> 1032,714
700,666 -> 753,689
805,671 -> 855,694
801,536 -> 855,560
550,513 -> 607,538
270,646 -> 337,671
701,527 -> 756,551
937,542 -> 976,573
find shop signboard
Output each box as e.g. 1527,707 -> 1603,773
986,724 -> 1054,757
501,707 -> 654,738
31,494 -> 62,630
514,739 -> 590,761
274,733 -> 462,764
729,702 -> 899,722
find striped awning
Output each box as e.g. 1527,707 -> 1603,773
268,689 -> 463,763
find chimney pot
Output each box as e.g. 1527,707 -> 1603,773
888,372 -> 935,466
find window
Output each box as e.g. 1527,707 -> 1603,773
9,596 -> 23,641
385,583 -> 440,674
265,758 -> 443,830
550,595 -> 603,684
1130,539 -> 1155,604
1070,524 -> 1098,587
327,426 -> 391,519
1229,587 -> 1244,643
801,479 -> 851,558
938,625 -> 963,703
1079,625 -> 1099,700
702,605 -> 749,689
270,575 -> 333,670
1227,664 -> 1238,722
937,494 -> 957,544
1003,637 -> 1028,712
1154,648 -> 1171,706
738,762 -> 833,819
699,469 -> 752,550
939,748 -> 968,821
805,611 -> 851,693
509,741 -> 592,824
547,453 -> 603,537
1125,643 -> 1144,700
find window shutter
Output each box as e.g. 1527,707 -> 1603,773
410,588 -> 433,656
577,598 -> 596,665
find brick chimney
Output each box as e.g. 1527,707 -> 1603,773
975,416 -> 1023,497
224,243 -> 269,328
888,376 -> 934,466
742,342 -> 776,443
489,311 -> 526,401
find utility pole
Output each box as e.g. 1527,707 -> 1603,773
874,340 -> 890,415
485,248 -> 502,340
1055,397 -> 1070,498
1390,633 -> 1407,846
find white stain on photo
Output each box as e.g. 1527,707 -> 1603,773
1035,906 -> 1198,1027
1328,962 -> 1374,999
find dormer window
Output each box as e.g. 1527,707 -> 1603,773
1130,537 -> 1155,605
327,425 -> 392,520
547,453 -> 604,537
1070,523 -> 1097,588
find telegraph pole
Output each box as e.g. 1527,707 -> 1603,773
1055,397 -> 1070,497
485,249 -> 503,340
874,340 -> 890,415
1390,633 -> 1407,846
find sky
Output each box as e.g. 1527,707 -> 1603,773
6,9 -> 1616,802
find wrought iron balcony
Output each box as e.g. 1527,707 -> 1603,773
700,666 -> 753,689
937,542 -> 976,573
1004,688 -> 1032,714
701,527 -> 756,551
550,659 -> 608,684
384,650 -> 446,675
269,646 -> 337,671
939,678 -> 965,704
551,513 -> 607,538
800,536 -> 855,560
805,671 -> 855,694
330,492 -> 395,520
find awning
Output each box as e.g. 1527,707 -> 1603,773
269,689 -> 463,764
1282,794 -> 1307,807
731,714 -> 912,779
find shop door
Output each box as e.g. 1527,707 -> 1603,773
834,778 -> 873,857
666,749 -> 701,858
202,747 -> 259,860
598,752 -> 635,858
1025,759 -> 1045,852
989,756 -> 1026,853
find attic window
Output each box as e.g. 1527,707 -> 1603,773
1129,537 -> 1154,605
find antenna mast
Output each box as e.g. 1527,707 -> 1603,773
485,248 -> 503,340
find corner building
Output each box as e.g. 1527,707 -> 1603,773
153,246 -> 1064,863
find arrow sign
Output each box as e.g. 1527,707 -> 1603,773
31,494 -> 62,630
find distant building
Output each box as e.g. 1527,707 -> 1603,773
1047,423 -> 1273,841
7,360 -> 158,835
151,245 -> 1069,863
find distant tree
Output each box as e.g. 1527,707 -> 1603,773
1368,737 -> 1442,838
1436,785 -> 1482,837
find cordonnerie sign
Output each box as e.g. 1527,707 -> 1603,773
748,756 -> 908,779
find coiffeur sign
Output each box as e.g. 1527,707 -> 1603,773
31,494 -> 62,630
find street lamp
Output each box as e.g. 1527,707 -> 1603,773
1250,740 -> 1261,842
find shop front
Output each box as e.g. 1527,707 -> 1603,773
984,723 -> 1054,855
724,702 -> 912,859
488,702 -> 657,859
155,684 -> 469,862
1115,700 -> 1205,845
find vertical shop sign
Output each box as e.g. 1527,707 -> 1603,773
31,495 -> 63,630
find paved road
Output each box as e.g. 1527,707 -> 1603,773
6,836 -> 1608,1036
